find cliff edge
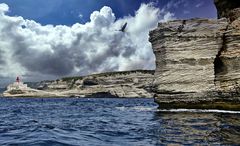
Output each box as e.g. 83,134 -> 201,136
149,0 -> 240,110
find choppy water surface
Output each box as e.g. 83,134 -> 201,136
0,97 -> 239,146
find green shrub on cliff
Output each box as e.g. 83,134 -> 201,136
62,76 -> 84,82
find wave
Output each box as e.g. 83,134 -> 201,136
116,106 -> 158,112
157,109 -> 240,114
116,106 -> 240,114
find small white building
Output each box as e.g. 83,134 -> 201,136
7,82 -> 28,91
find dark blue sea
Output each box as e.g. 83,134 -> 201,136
0,90 -> 240,145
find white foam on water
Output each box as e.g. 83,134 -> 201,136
116,106 -> 158,111
116,107 -> 240,114
131,106 -> 157,111
157,109 -> 240,114
116,106 -> 126,111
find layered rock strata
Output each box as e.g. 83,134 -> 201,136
150,18 -> 228,93
149,1 -> 240,110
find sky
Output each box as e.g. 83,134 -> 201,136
0,0 -> 217,87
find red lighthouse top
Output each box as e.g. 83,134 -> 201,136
16,76 -> 20,83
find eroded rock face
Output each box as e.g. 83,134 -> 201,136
149,18 -> 240,110
214,0 -> 240,21
150,18 -> 228,93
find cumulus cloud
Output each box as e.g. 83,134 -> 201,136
0,3 -> 8,12
0,3 -> 174,82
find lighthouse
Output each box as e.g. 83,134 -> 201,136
6,76 -> 28,91
16,76 -> 20,83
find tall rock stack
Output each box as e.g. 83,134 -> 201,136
149,0 -> 240,110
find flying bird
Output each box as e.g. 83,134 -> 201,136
119,22 -> 127,32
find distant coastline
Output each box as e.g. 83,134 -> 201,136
3,70 -> 155,98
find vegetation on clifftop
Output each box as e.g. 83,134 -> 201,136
61,70 -> 155,82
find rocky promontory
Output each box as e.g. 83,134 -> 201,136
3,70 -> 154,98
149,0 -> 240,110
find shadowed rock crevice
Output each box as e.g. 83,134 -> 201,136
214,25 -> 228,77
214,54 -> 224,76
